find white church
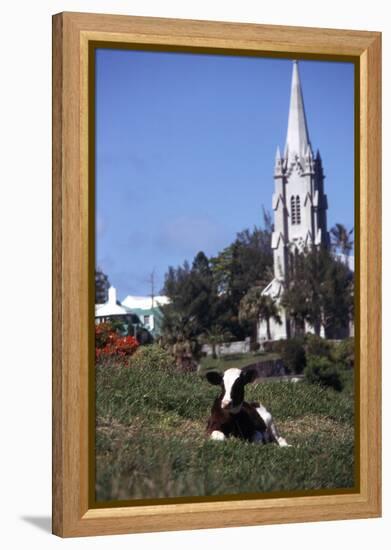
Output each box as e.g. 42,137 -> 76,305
258,61 -> 331,342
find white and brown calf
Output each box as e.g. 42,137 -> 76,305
205,367 -> 290,446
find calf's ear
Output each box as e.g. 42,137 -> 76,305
206,371 -> 223,385
241,368 -> 258,385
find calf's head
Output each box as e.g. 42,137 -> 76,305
206,367 -> 257,413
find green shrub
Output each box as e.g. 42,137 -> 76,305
280,338 -> 306,374
331,338 -> 355,368
304,356 -> 345,391
304,334 -> 332,359
263,339 -> 285,354
250,341 -> 260,352
262,340 -> 272,353
129,344 -> 175,372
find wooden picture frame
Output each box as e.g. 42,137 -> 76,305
52,12 -> 381,537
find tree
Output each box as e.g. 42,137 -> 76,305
232,226 -> 274,294
330,223 -> 354,264
293,246 -> 324,336
161,252 -> 218,341
239,287 -> 281,342
211,224 -> 273,297
200,325 -> 233,359
189,251 -> 218,330
209,244 -> 234,296
159,303 -> 197,342
95,267 -> 110,304
162,261 -> 191,301
210,225 -> 273,338
280,249 -> 308,336
321,257 -> 354,337
281,246 -> 353,338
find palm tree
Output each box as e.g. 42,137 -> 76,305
200,325 -> 233,359
330,223 -> 354,265
239,287 -> 281,341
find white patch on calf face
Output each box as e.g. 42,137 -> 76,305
221,368 -> 242,410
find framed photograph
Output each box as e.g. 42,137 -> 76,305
52,12 -> 381,537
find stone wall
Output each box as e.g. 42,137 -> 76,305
201,339 -> 251,357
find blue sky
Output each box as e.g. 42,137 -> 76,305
95,49 -> 355,299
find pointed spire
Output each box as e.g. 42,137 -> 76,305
314,149 -> 324,176
285,61 -> 311,160
304,144 -> 314,173
274,146 -> 283,177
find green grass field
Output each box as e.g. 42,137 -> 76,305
95,360 -> 355,502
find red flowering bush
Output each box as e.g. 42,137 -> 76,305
95,323 -> 139,359
95,323 -> 115,349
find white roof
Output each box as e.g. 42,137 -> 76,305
95,286 -> 132,317
122,295 -> 170,310
95,302 -> 132,317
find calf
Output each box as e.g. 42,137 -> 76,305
205,367 -> 289,446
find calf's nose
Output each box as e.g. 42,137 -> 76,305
222,399 -> 231,408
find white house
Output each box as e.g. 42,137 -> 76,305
95,286 -> 132,321
121,295 -> 170,336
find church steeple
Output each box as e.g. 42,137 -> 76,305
285,61 -> 311,160
259,59 -> 329,342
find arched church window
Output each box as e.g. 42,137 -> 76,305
290,196 -> 296,224
296,196 -> 301,224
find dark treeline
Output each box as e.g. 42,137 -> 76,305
160,219 -> 354,345
282,246 -> 354,339
95,217 -> 354,346
95,267 -> 110,304
160,220 -> 274,344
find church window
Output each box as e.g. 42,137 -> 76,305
290,196 -> 296,224
296,196 -> 301,224
291,196 -> 301,225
